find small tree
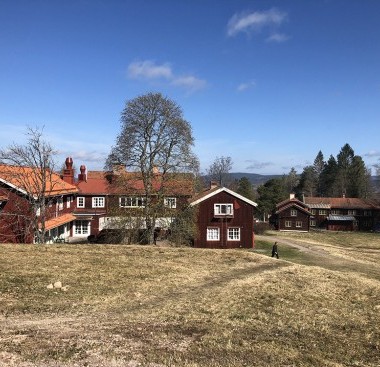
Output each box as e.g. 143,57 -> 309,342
106,92 -> 199,244
236,177 -> 255,201
0,127 -> 58,243
207,156 -> 233,187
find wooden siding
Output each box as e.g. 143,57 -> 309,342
193,191 -> 255,249
277,207 -> 310,232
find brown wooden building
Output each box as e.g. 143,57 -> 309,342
190,185 -> 257,249
273,195 -> 311,232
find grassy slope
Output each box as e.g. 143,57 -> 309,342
0,240 -> 379,367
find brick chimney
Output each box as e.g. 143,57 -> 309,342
78,165 -> 87,182
210,181 -> 218,190
62,157 -> 74,184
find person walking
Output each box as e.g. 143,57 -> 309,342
272,242 -> 279,259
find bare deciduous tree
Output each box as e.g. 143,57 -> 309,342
106,92 -> 199,244
0,127 -> 58,243
207,156 -> 233,187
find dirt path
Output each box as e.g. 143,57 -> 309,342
255,234 -> 380,281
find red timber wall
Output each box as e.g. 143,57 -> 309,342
194,191 -> 255,249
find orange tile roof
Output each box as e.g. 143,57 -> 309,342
0,164 -> 78,197
77,171 -> 194,196
44,213 -> 76,231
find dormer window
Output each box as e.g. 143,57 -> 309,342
214,203 -> 233,216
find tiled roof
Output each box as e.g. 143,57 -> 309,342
44,213 -> 76,230
276,198 -> 308,209
304,197 -> 380,209
77,171 -> 194,196
0,164 -> 78,197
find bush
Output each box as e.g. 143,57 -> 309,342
254,221 -> 271,235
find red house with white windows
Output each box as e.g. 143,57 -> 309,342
190,183 -> 257,249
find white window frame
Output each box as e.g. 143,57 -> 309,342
74,220 -> 90,236
214,203 -> 233,216
77,197 -> 85,208
290,209 -> 297,217
331,209 -> 340,215
310,219 -> 316,227
319,210 -> 327,216
207,227 -> 220,241
92,196 -> 105,208
310,209 -> 316,215
285,221 -> 292,228
164,197 -> 177,208
348,210 -> 356,215
119,196 -> 145,208
227,227 -> 240,241
66,196 -> 72,209
296,221 -> 303,228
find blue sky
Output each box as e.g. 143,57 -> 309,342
1,0 -> 380,175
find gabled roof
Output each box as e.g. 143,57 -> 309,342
190,187 -> 258,207
304,197 -> 380,210
276,198 -> 309,209
275,203 -> 311,215
44,213 -> 76,231
0,164 -> 78,198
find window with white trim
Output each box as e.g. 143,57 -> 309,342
207,227 -> 220,241
331,209 -> 340,215
348,210 -> 356,215
296,221 -> 303,228
214,204 -> 233,216
310,219 -> 316,227
228,227 -> 240,241
291,209 -> 297,217
319,210 -> 327,216
66,196 -> 71,209
74,220 -> 90,235
164,197 -> 176,208
77,197 -> 85,208
92,197 -> 105,208
310,209 -> 316,215
119,196 -> 145,208
285,221 -> 292,228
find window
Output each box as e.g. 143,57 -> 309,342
331,209 -> 340,215
74,220 -> 90,235
214,204 -> 233,216
319,210 -> 327,216
364,210 -> 372,217
285,221 -> 292,228
77,197 -> 85,208
57,197 -> 63,211
290,209 -> 297,217
348,210 -> 356,215
67,196 -> 72,209
164,197 -> 176,208
310,219 -> 316,227
296,221 -> 303,228
92,197 -> 105,208
119,197 -> 145,207
207,227 -> 220,241
310,209 -> 316,215
228,228 -> 240,241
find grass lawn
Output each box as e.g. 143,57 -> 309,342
0,239 -> 379,367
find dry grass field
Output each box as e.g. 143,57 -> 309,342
0,232 -> 380,367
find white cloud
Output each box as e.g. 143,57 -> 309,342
227,8 -> 288,38
365,150 -> 380,158
127,60 -> 173,80
266,33 -> 290,43
127,60 -> 207,92
172,75 -> 207,92
237,80 -> 256,92
245,160 -> 274,170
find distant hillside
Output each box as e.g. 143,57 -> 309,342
230,172 -> 282,186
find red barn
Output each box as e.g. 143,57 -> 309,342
190,185 -> 257,249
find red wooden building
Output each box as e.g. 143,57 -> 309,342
273,195 -> 311,232
0,163 -> 78,243
190,184 -> 257,249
